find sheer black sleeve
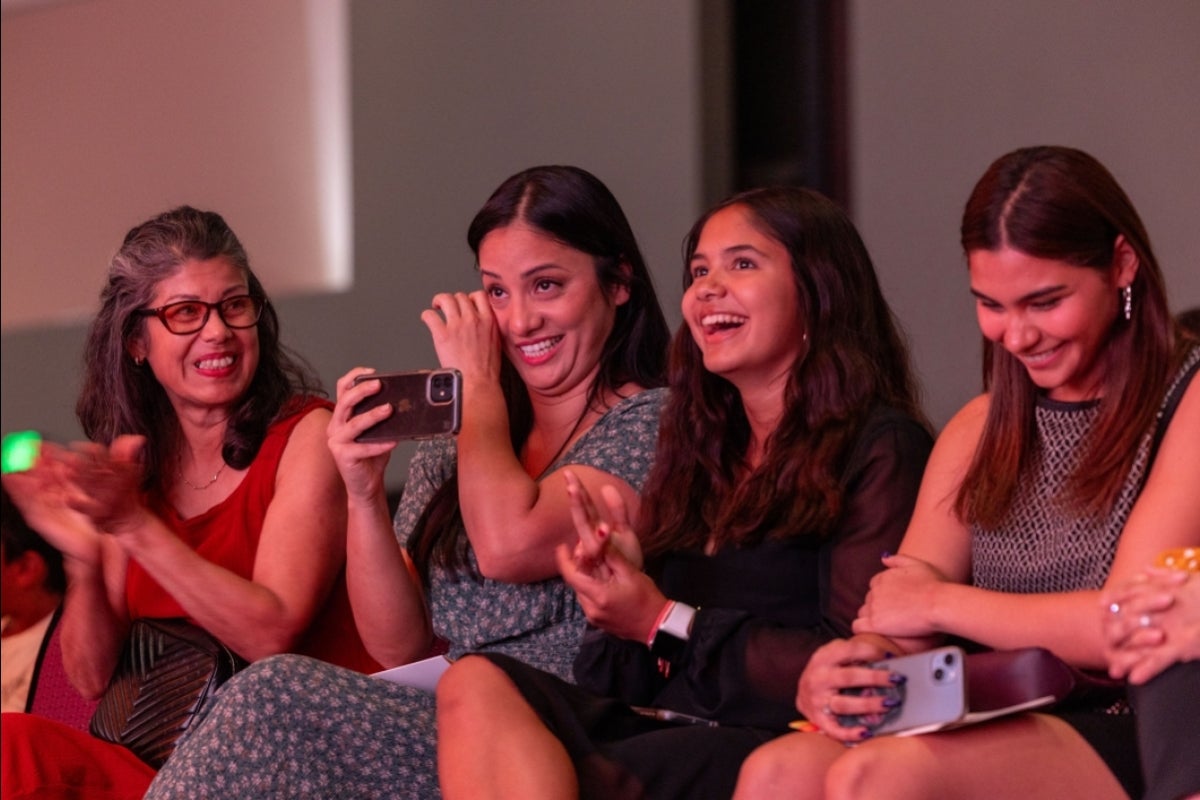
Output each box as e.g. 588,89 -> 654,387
573,409 -> 933,730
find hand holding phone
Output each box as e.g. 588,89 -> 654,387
350,370 -> 462,442
836,645 -> 966,736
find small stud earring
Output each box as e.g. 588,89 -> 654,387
1122,285 -> 1132,322
134,356 -> 145,366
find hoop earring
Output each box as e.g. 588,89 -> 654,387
1122,285 -> 1132,322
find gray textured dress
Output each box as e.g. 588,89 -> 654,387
145,388 -> 665,799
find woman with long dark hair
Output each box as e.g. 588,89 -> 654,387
733,147 -> 1199,800
437,185 -> 933,799
146,166 -> 671,798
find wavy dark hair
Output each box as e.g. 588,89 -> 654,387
637,187 -> 926,558
408,166 -> 670,582
75,206 -> 322,490
956,146 -> 1185,526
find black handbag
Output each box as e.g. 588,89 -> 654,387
89,617 -> 247,767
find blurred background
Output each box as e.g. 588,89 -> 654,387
3,0 -> 1198,491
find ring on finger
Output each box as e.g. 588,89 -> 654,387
1108,602 -> 1121,615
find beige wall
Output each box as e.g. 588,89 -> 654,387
850,0 -> 1200,425
0,0 -> 702,488
3,0 -> 1198,487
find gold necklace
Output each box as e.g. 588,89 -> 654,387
179,461 -> 226,491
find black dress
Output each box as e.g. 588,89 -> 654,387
478,407 -> 933,799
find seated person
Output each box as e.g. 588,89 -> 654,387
1,206 -> 374,800
145,165 -> 670,799
731,146 -> 1198,800
1,485 -> 66,713
436,185 -> 934,799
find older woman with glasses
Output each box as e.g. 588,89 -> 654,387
0,206 -> 376,799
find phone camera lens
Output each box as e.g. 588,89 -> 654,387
933,667 -> 946,681
943,653 -> 955,666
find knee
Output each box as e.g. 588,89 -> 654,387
734,741 -> 793,799
436,655 -> 508,724
824,744 -> 905,800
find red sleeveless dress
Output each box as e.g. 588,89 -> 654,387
1,397 -> 378,799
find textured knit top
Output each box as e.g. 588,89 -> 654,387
972,346 -> 1200,594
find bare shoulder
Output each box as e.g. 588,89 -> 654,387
276,405 -> 337,480
929,394 -> 990,470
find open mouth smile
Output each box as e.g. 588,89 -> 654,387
700,313 -> 747,336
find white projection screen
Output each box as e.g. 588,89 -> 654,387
1,0 -> 351,331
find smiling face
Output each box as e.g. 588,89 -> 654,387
969,242 -> 1137,401
129,257 -> 260,417
682,204 -> 806,391
478,222 -> 628,399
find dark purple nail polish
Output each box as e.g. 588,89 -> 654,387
890,673 -> 907,685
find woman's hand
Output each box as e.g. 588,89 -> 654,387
555,474 -> 661,642
795,636 -> 899,742
853,553 -> 949,639
1102,567 -> 1199,684
563,470 -> 643,571
45,436 -> 149,537
327,368 -> 399,503
420,291 -> 503,383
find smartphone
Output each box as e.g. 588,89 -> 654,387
1,430 -> 43,474
837,645 -> 966,736
350,369 -> 462,442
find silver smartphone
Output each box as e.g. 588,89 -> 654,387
837,645 -> 966,736
350,369 -> 462,442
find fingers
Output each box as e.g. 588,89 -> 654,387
564,470 -> 607,560
429,291 -> 493,323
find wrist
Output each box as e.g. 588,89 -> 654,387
647,600 -> 697,661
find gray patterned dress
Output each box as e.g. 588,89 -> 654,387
145,388 -> 666,800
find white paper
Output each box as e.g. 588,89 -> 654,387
371,655 -> 452,692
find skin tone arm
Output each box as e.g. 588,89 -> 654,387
420,291 -> 642,583
857,379 -> 1200,669
22,410 -> 347,695
327,367 -> 432,667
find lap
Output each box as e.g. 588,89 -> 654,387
829,713 -> 1131,800
148,654 -> 443,800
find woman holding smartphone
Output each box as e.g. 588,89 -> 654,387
146,165 -> 671,799
436,185 -> 934,799
732,147 -> 1199,800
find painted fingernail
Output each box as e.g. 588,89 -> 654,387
883,652 -> 895,659
881,551 -> 892,559
889,673 -> 907,685
883,697 -> 902,708
859,729 -> 873,740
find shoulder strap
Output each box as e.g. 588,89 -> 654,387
1147,346 -> 1200,468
